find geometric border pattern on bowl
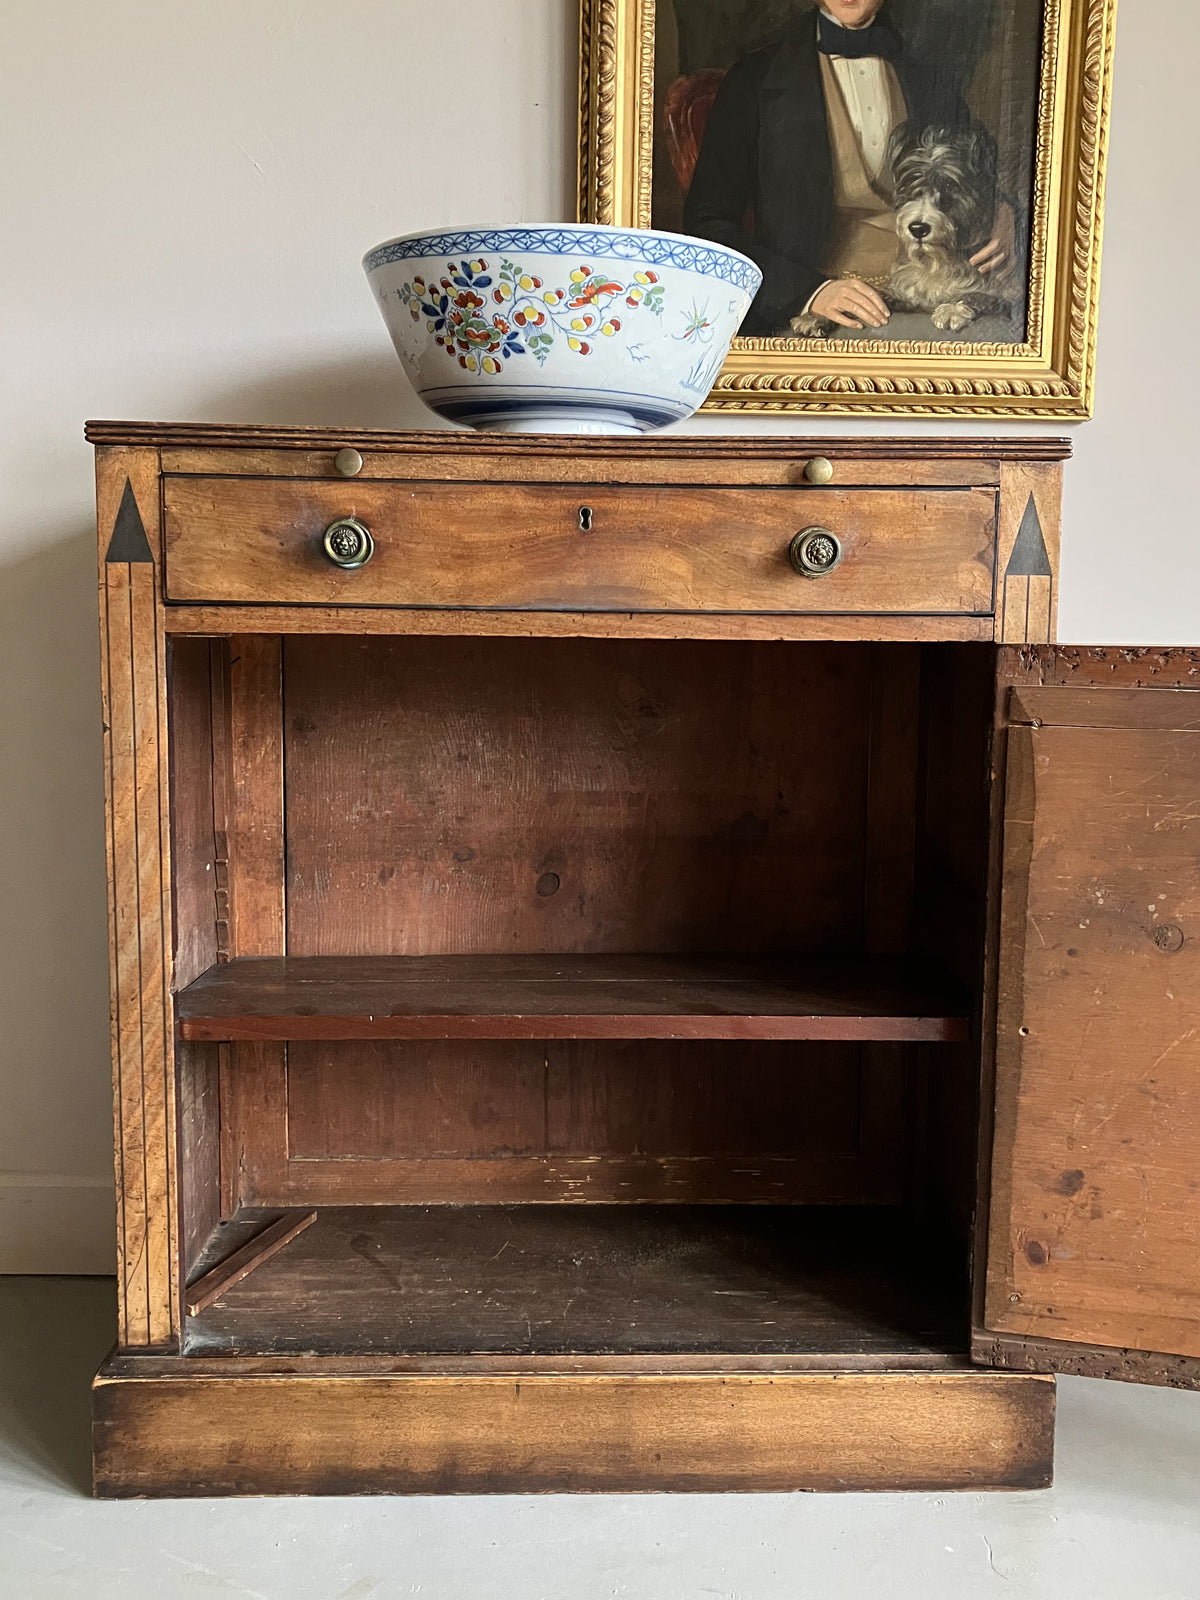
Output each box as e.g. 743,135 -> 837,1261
364,228 -> 763,295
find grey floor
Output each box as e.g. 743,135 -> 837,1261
2,1278 -> 1200,1599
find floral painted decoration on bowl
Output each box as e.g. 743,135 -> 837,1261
364,224 -> 761,433
398,257 -> 667,375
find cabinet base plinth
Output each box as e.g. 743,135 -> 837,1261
93,1358 -> 1055,1497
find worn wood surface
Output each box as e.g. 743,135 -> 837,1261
177,1043 -> 220,1283
973,1328 -> 1200,1390
96,1351 -> 976,1376
157,449 -> 1004,486
276,1037 -> 904,1207
185,1210 -> 317,1316
251,635 -> 928,1205
176,953 -> 968,1042
184,1204 -> 964,1358
91,425 -> 1085,1495
1000,645 -> 1200,690
164,606 -> 994,643
864,644 -> 922,953
219,1041 -> 288,1209
1010,685 -> 1200,731
166,639 -> 223,1281
984,676 -> 1200,1359
97,445 -> 180,1351
92,1362 -> 1055,1496
225,636 -> 285,955
282,637 -> 878,957
86,419 -> 1071,460
216,637 -> 288,1213
166,638 -> 218,988
163,479 -> 997,615
910,644 -> 994,1249
244,1153 -> 911,1208
282,1039 -> 862,1160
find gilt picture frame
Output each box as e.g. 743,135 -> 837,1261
577,0 -> 1117,418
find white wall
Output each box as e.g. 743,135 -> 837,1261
0,0 -> 1189,1270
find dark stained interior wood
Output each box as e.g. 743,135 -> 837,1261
184,1204 -> 967,1361
283,1039 -> 870,1161
282,637 -> 880,957
176,953 -> 970,1042
909,643 -> 994,1246
284,1037 -> 900,1199
166,639 -> 222,1278
239,1039 -> 911,1209
177,1042 -> 220,1282
167,637 -> 219,989
185,1210 -> 317,1316
171,636 -> 985,1213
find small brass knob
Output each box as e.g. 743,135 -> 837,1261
334,447 -> 364,478
803,456 -> 834,485
322,517 -> 374,569
788,526 -> 843,578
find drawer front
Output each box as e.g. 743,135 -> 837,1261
163,479 -> 996,615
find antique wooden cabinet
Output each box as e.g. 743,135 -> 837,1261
88,424 -> 1200,1498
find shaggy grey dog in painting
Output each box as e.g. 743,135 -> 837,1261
793,125 -> 1015,338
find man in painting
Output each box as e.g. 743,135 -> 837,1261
682,0 -> 1013,335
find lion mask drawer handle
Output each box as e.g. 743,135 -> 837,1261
788,526 -> 843,578
322,517 -> 375,569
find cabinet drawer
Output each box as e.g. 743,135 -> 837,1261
163,479 -> 996,615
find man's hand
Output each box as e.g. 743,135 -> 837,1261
807,277 -> 890,330
970,200 -> 1016,277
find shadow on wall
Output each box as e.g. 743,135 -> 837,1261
195,351 -> 439,432
0,531 -> 114,1252
0,1276 -> 116,1495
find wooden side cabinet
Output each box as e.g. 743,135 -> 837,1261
86,424 -> 1200,1498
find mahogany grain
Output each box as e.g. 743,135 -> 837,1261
162,479 -> 997,616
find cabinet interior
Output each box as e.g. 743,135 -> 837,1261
169,635 -> 995,1365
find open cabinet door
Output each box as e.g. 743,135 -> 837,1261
976,647 -> 1200,1386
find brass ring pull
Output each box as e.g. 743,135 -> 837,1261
788,526 -> 843,578
322,517 -> 374,569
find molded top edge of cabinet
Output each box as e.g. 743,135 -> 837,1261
84,420 -> 1071,462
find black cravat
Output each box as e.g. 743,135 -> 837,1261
816,11 -> 901,61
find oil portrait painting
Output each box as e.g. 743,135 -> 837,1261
578,0 -> 1116,416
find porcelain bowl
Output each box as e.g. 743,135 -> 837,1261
363,224 -> 762,434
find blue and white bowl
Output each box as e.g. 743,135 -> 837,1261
363,224 -> 762,434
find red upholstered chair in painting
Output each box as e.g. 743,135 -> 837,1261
662,69 -> 726,197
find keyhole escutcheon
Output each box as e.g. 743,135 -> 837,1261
578,505 -> 593,532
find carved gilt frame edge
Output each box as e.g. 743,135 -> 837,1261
576,0 -> 1117,418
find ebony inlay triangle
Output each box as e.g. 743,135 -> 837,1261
105,478 -> 153,563
1005,493 -> 1051,578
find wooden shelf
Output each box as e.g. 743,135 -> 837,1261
185,1204 -> 967,1363
175,954 -> 969,1044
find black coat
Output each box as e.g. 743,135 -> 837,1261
682,11 -> 973,335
